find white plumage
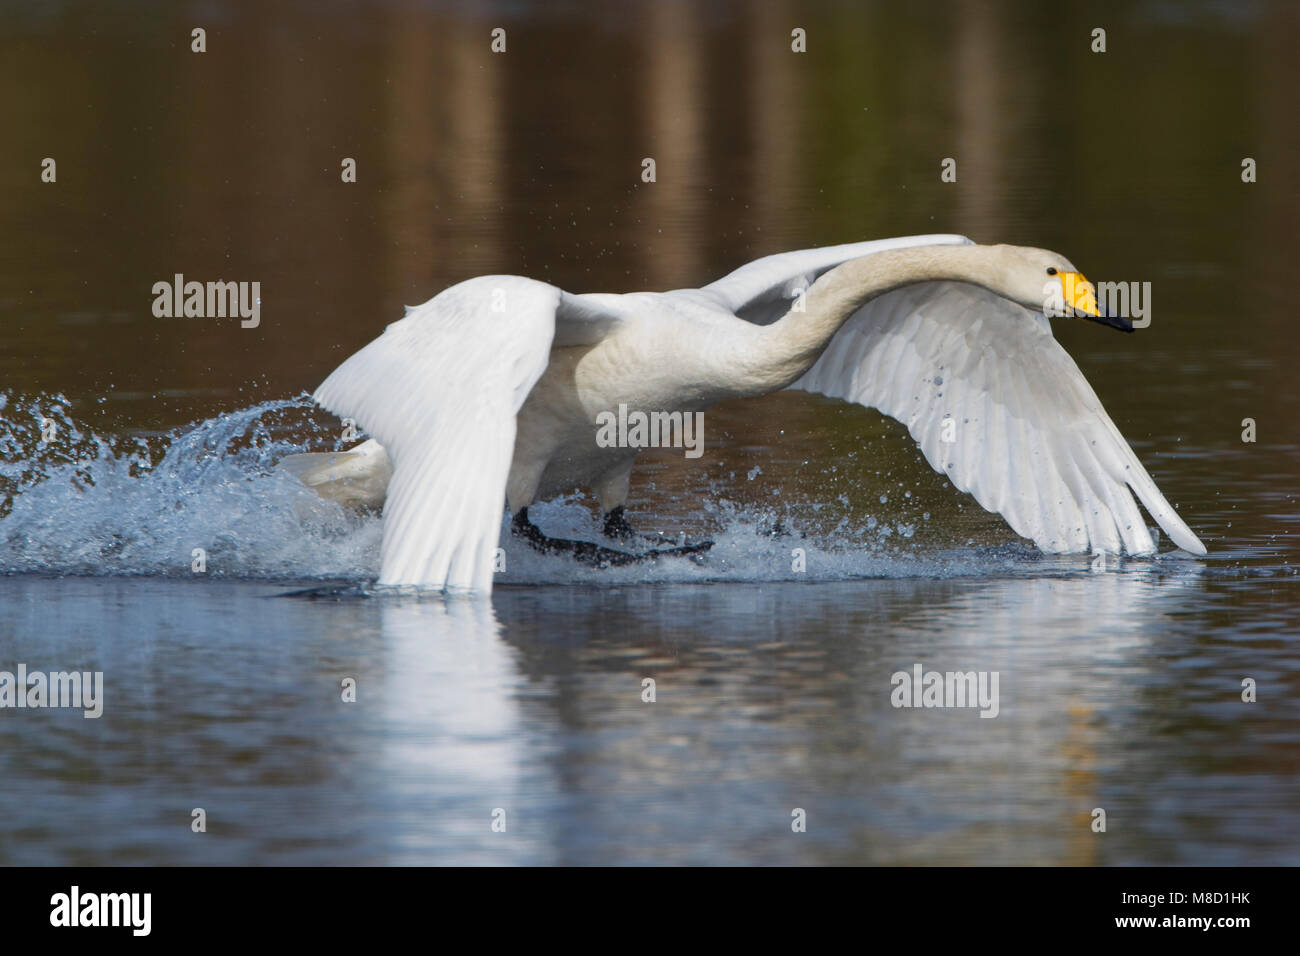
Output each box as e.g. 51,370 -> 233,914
297,234 -> 1205,592
793,281 -> 1200,555
311,278 -> 563,590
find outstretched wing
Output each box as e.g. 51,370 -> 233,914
790,281 -> 1206,556
314,276 -> 606,591
700,234 -> 974,324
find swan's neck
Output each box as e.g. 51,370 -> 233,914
745,244 -> 994,393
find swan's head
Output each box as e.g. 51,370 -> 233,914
987,244 -> 1133,333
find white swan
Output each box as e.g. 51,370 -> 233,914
290,234 -> 1206,591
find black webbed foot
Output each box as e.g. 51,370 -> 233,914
604,506 -> 714,551
513,507 -> 713,567
513,507 -> 645,567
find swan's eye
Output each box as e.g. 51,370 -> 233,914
1046,267 -> 1057,276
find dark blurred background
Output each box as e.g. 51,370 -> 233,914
3,0 -> 1297,431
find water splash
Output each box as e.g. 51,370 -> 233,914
0,393 -> 379,579
0,392 -> 1082,585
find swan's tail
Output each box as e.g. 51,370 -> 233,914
279,438 -> 392,511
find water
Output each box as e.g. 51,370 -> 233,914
1,0 -> 1298,865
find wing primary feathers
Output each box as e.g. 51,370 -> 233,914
313,276 -> 564,592
788,281 -> 1206,556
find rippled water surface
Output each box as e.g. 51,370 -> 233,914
1,0 -> 1298,864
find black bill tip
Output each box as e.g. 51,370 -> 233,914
1077,306 -> 1134,333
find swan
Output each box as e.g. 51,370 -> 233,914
287,234 -> 1206,592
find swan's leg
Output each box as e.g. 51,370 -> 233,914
602,506 -> 638,541
595,462 -> 670,544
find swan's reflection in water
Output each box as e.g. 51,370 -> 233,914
5,561 -> 1295,865
467,560 -> 1282,866
368,596 -> 554,864
342,560 -> 1292,865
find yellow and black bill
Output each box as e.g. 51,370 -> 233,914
1059,272 -> 1133,333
